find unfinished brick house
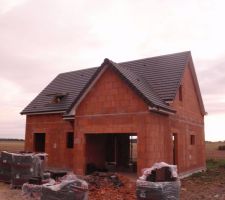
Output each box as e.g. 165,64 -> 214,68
21,51 -> 206,176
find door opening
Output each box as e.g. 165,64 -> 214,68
172,133 -> 178,165
34,133 -> 45,152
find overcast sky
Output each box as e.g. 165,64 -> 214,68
0,0 -> 225,141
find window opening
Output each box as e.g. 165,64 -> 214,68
34,133 -> 45,152
190,135 -> 195,145
179,85 -> 183,101
46,93 -> 68,104
67,132 -> 74,148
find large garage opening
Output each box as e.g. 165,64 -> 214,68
85,133 -> 137,174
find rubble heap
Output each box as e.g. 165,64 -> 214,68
84,172 -> 136,200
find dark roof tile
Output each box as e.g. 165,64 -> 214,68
21,51 -> 192,115
21,67 -> 98,114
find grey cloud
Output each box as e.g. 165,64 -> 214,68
195,58 -> 225,114
0,117 -> 25,139
1,0 -> 225,139
197,59 -> 225,94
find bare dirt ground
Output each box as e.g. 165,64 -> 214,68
0,141 -> 225,199
180,164 -> 225,200
1,166 -> 225,200
0,183 -> 24,200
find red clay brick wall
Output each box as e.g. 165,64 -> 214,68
25,114 -> 74,169
170,62 -> 205,173
74,67 -> 170,175
24,62 -> 205,176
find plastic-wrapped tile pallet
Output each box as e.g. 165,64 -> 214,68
11,153 -> 34,188
41,181 -> 88,200
0,151 -> 47,188
22,173 -> 89,200
136,162 -> 181,200
137,180 -> 180,200
0,151 -> 13,183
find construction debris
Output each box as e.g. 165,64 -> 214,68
137,162 -> 180,200
47,170 -> 68,180
22,173 -> 88,200
3,152 -> 182,200
41,174 -> 88,200
22,179 -> 55,200
85,172 -> 136,200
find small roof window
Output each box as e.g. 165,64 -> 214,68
52,95 -> 64,103
46,93 -> 68,104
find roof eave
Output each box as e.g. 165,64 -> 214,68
148,106 -> 176,115
168,52 -> 206,116
20,110 -> 65,116
188,55 -> 206,116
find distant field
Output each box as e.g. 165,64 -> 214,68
205,141 -> 225,160
0,140 -> 224,160
0,140 -> 24,152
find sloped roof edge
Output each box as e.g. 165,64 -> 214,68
187,54 -> 206,115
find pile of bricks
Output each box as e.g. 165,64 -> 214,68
136,162 -> 180,200
84,172 -> 136,200
145,166 -> 177,182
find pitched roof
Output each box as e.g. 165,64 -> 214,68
119,51 -> 190,100
21,51 -> 203,115
21,67 -> 98,114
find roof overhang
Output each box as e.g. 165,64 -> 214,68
186,54 -> 206,116
63,114 -> 75,120
20,110 -> 65,116
148,106 -> 176,115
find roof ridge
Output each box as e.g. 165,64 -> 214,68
57,51 -> 190,76
119,51 -> 191,65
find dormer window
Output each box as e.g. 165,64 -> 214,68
179,85 -> 183,101
52,95 -> 64,103
46,93 -> 68,104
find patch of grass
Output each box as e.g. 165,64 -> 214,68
190,172 -> 203,178
206,159 -> 225,169
189,159 -> 225,182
